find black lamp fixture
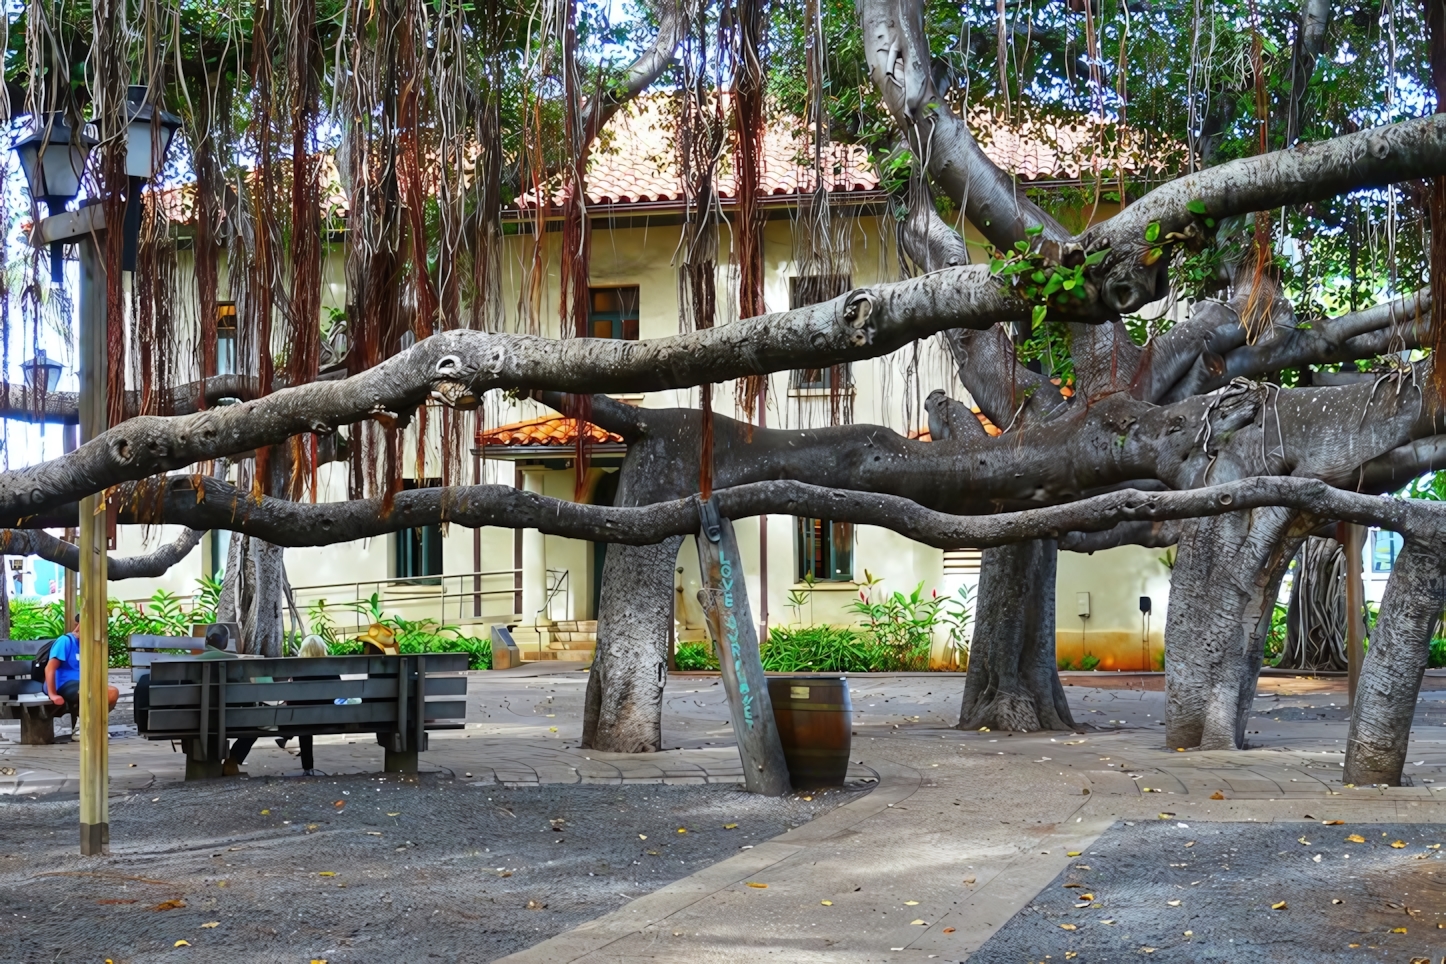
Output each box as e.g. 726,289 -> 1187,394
20,349 -> 64,394
13,113 -> 96,282
120,85 -> 182,272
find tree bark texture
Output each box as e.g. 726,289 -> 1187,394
1342,539 -> 1446,786
580,537 -> 683,752
220,535 -> 286,656
1164,510 -> 1304,750
694,517 -> 790,795
1280,536 -> 1349,671
958,538 -> 1074,732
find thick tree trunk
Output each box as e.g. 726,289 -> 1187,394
247,540 -> 285,658
1165,510 -> 1302,750
219,535 -> 286,656
1343,539 -> 1446,787
1280,536 -> 1349,671
581,536 -> 682,752
957,539 -> 1074,731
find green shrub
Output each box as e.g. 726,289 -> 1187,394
762,625 -> 895,673
674,640 -> 719,671
1430,636 -> 1446,670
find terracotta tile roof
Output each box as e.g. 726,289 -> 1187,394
477,415 -> 625,448
521,96 -> 878,208
156,154 -> 351,224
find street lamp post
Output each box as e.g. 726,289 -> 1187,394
13,90 -> 177,855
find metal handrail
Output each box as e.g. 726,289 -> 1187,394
123,568 -> 525,634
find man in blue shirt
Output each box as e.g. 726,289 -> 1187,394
46,616 -> 120,727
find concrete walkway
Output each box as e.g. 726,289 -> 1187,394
3,667 -> 1446,961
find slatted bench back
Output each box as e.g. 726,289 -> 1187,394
145,653 -> 468,747
0,640 -> 49,699
128,635 -> 216,683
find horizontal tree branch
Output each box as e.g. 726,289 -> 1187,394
31,473 -> 1443,554
0,265 -> 1027,520
0,526 -> 204,580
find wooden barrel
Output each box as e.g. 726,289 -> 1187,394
766,675 -> 852,788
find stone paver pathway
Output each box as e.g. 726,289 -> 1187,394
3,665 -> 1446,961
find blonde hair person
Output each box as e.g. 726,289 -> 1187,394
298,635 -> 328,659
277,634 -> 335,775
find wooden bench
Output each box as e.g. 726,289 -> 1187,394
0,639 -> 67,744
128,634 -> 229,684
142,653 -> 468,779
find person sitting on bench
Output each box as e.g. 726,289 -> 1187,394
46,615 -> 119,734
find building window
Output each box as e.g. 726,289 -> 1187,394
589,286 -> 640,340
1371,529 -> 1403,573
796,517 -> 854,583
216,303 -> 238,376
395,479 -> 444,585
790,365 -> 852,392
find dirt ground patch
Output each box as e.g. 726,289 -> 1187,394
0,775 -> 861,963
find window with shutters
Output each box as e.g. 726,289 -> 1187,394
588,286 -> 640,340
943,548 -> 982,576
795,517 -> 854,582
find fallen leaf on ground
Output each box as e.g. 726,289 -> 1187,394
1346,834 -> 1366,844
366,832 -> 382,836
910,919 -> 926,925
820,900 -> 832,906
260,810 -> 270,815
1298,837 -> 1311,845
174,940 -> 190,947
904,900 -> 919,906
387,812 -> 401,817
1059,923 -> 1077,930
1066,851 -> 1081,857
549,727 -> 558,732
1167,900 -> 1181,907
963,876 -> 976,884
1323,820 -> 1344,826
498,871 -> 512,878
1313,854 -> 1323,863
526,900 -> 546,910
1158,813 -> 1175,819
1332,898 -> 1343,904
318,871 -> 336,877
746,882 -> 768,889
1210,791 -> 1225,800
334,801 -> 345,808
1271,901 -> 1287,910
677,828 -> 687,834
97,899 -> 137,905
1391,927 -> 1407,934
723,824 -> 738,830
152,900 -> 186,912
638,834 -> 647,840
200,922 -> 219,929
1100,919 -> 1115,925
1390,840 -> 1407,849
942,927 -> 955,934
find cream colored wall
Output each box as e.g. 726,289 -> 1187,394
1055,545 -> 1172,671
103,211 -> 1173,660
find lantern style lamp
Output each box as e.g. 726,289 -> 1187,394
120,85 -> 182,272
13,114 -> 95,282
20,349 -> 64,394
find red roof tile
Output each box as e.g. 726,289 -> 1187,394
477,415 -> 625,448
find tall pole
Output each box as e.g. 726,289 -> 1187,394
1340,522 -> 1366,707
77,233 -> 110,855
63,424 -> 78,628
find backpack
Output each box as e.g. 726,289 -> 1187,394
31,633 -> 74,683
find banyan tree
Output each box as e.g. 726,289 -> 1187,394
0,0 -> 1445,789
